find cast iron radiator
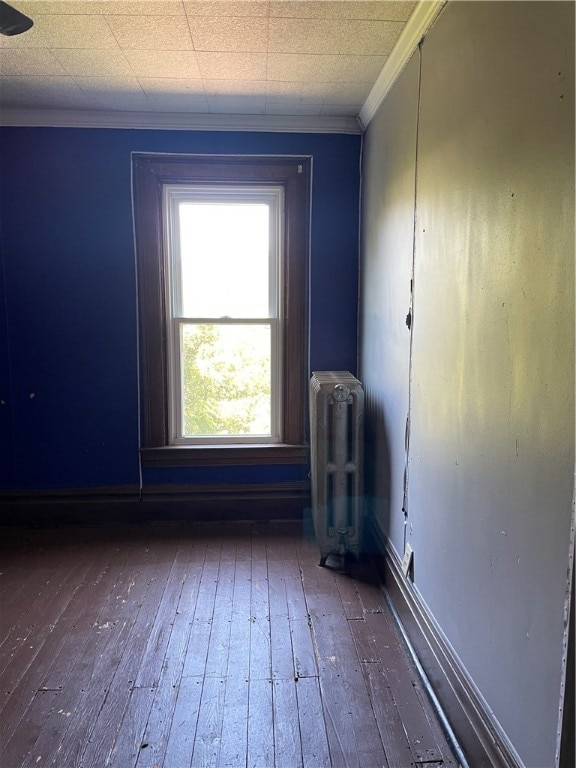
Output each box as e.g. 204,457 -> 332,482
309,371 -> 364,567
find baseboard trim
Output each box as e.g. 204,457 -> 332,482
369,520 -> 523,768
0,482 -> 310,526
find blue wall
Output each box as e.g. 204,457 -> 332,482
0,127 -> 361,490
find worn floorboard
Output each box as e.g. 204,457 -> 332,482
0,522 -> 460,768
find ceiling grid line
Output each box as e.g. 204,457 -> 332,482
0,0 -> 434,131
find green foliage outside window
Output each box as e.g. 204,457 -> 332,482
182,324 -> 271,437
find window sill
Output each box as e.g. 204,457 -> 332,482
141,444 -> 309,467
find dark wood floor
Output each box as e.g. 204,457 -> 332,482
0,521 -> 460,768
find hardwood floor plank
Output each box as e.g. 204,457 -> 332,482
227,559 -> 251,680
309,610 -> 359,663
0,592 -> 90,749
296,676 -> 331,768
320,678 -> 359,768
283,567 -> 309,623
413,681 -> 459,766
267,559 -> 296,683
205,558 -> 235,679
300,564 -> 346,619
134,540 -> 194,688
218,675 -> 249,768
0,530 -> 91,637
265,524 -> 301,562
1,689 -> 60,768
247,677 -> 273,768
334,573 -> 365,620
41,535 -> 148,694
216,556 -> 251,767
319,657 -> 389,768
107,686 -> 156,768
191,675 -> 226,768
272,678 -> 303,768
136,563 -> 205,768
348,617 -> 382,663
0,523 -> 460,768
296,527 -> 321,568
350,562 -> 388,614
19,537 -> 148,767
162,675 -> 204,768
20,618 -> 134,768
0,566 -> 55,640
232,525 -> 254,563
271,612 -> 295,681
0,557 -> 88,680
78,541 -> 181,768
362,661 -> 415,768
249,543 -> 270,682
0,541 -> 115,748
289,617 -> 317,679
364,611 -> 443,764
268,559 -> 289,617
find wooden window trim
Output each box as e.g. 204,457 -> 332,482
132,153 -> 311,467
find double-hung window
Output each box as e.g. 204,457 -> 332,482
165,185 -> 282,444
132,154 -> 310,466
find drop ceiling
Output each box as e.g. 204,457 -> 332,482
0,1 -> 440,132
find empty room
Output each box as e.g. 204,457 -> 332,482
0,2 -> 574,767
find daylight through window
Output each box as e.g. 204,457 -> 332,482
165,187 -> 283,443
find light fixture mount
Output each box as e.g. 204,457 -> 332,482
0,1 -> 33,36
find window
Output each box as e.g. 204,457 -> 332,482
132,154 -> 311,466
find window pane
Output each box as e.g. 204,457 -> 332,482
181,323 -> 271,437
179,202 -> 270,318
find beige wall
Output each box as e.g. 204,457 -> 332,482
359,2 -> 574,765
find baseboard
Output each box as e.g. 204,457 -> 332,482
369,519 -> 523,768
0,482 -> 310,527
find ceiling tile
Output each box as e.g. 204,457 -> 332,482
139,77 -> 205,96
9,14 -> 121,50
52,48 -> 133,77
266,80 -> 326,102
207,94 -> 266,113
123,49 -> 201,78
322,81 -> 372,105
184,2 -> 270,17
269,1 -> 415,21
340,20 -> 403,56
74,74 -> 145,97
330,54 -> 386,82
361,1 -> 417,21
85,93 -> 151,109
0,48 -> 67,76
0,0 -> 416,120
0,75 -> 89,106
321,103 -> 361,116
268,17 -> 345,55
188,16 -> 268,52
107,14 -> 193,50
266,53 -> 337,82
196,51 -> 266,80
145,94 -> 210,112
16,2 -> 185,15
203,78 -> 267,96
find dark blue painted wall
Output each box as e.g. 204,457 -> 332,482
0,127 -> 361,490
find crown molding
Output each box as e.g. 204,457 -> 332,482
0,108 -> 363,134
359,0 -> 446,129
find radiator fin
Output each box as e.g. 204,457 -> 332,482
309,371 -> 364,564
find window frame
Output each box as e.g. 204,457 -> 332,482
132,153 -> 311,467
164,184 -> 283,445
